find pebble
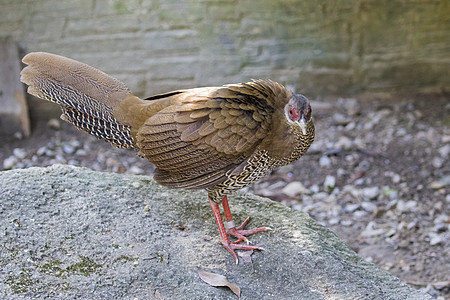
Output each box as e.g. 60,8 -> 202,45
339,98 -> 360,116
396,200 -> 417,212
361,201 -> 377,212
428,232 -> 446,246
281,181 -> 309,197
361,187 -> 379,200
128,166 -> 145,175
335,136 -> 353,150
429,176 -> 450,189
396,128 -> 407,136
333,113 -> 350,125
37,146 -> 47,156
312,192 -> 329,201
382,188 -> 398,200
341,220 -> 353,226
323,175 -> 336,191
3,156 -> 17,169
63,144 -> 76,154
360,221 -> 385,237
13,148 -> 27,159
328,217 -> 340,225
432,157 -> 444,168
45,149 -> 55,157
319,156 -> 331,168
433,214 -> 448,226
438,144 -> 450,158
353,210 -> 367,218
344,203 -> 359,212
55,154 -> 66,163
391,174 -> 401,184
47,118 -> 61,130
13,132 -> 23,140
336,168 -> 346,177
67,159 -> 79,166
76,149 -> 87,156
309,184 -> 320,194
345,121 -> 356,131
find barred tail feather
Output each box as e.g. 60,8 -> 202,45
21,52 -> 135,149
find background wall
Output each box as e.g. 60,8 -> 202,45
1,0 -> 449,98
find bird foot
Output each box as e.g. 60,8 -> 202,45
221,240 -> 264,264
209,197 -> 269,264
226,217 -> 271,245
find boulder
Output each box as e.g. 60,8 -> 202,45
0,165 -> 430,299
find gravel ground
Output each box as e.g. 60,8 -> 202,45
1,92 -> 449,299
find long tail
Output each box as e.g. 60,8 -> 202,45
21,52 -> 136,149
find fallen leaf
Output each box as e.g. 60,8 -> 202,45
197,270 -> 241,297
237,250 -> 253,264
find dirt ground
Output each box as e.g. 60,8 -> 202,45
1,92 -> 449,298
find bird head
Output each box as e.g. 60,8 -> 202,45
284,94 -> 312,135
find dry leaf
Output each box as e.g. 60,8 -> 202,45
197,270 -> 241,297
237,249 -> 253,264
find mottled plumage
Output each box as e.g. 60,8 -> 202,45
21,52 -> 315,263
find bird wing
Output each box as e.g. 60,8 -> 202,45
136,80 -> 288,189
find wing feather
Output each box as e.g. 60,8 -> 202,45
136,80 -> 288,189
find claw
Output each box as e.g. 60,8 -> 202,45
222,242 -> 264,264
209,197 -> 269,264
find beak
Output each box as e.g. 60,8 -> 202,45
299,117 -> 307,135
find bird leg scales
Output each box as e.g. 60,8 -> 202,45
208,196 -> 268,264
221,195 -> 271,244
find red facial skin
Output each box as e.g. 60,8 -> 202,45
288,105 -> 300,122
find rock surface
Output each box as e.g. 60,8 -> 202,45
0,165 -> 430,299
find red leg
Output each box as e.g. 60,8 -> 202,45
222,195 -> 271,244
209,198 -> 264,264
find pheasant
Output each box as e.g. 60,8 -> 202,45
20,52 -> 315,263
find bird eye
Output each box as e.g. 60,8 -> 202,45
287,106 -> 299,121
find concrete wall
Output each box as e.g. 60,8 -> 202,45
1,0 -> 449,97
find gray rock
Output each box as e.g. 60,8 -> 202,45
361,201 -> 377,212
361,186 -> 380,200
429,176 -> 450,189
281,181 -> 309,197
332,113 -> 350,125
432,157 -> 444,168
429,233 -> 446,246
438,144 -> 450,158
323,175 -> 336,191
128,165 -> 145,175
0,165 -> 430,299
339,98 -> 360,116
36,146 -> 47,156
335,136 -> 353,150
309,184 -> 320,194
47,118 -> 61,130
3,156 -> 17,169
319,155 -> 331,168
13,148 -> 27,159
396,200 -> 417,213
392,173 -> 401,184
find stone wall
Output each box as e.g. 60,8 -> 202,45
1,0 -> 449,97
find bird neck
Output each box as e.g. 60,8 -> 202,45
261,118 -> 315,164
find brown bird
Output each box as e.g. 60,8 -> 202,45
20,52 -> 315,263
